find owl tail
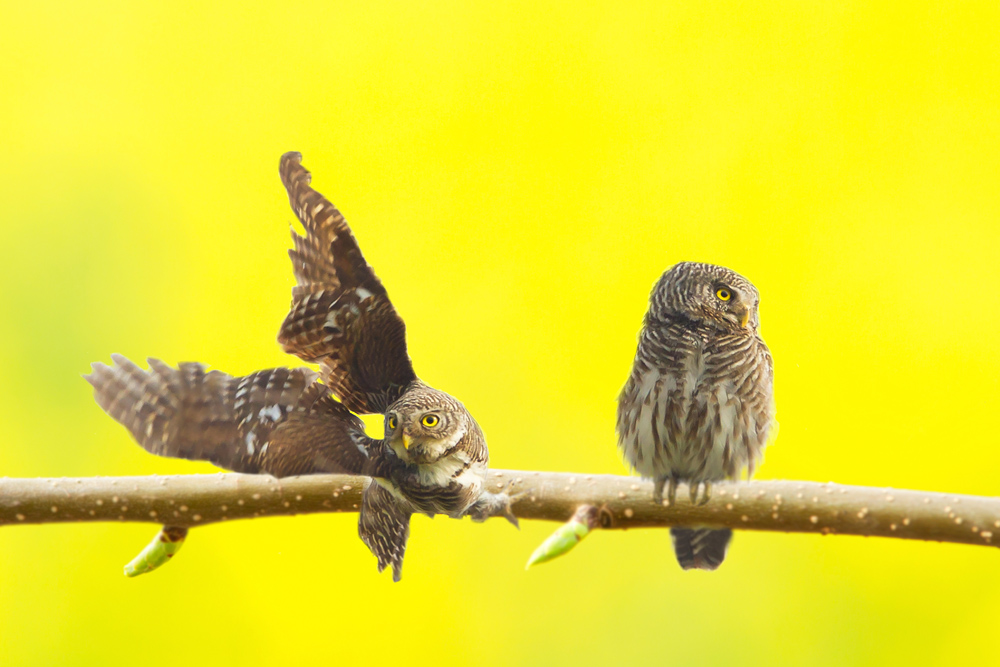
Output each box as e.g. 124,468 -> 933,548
359,482 -> 412,582
670,527 -> 732,571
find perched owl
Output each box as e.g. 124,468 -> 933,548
87,152 -> 512,581
616,262 -> 775,570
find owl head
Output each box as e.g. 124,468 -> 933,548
648,261 -> 761,332
384,384 -> 480,464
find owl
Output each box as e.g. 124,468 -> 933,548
616,262 -> 776,570
87,152 -> 512,581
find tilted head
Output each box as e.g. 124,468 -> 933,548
648,262 -> 761,332
385,384 -> 480,464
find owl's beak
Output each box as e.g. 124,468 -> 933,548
739,306 -> 751,328
402,433 -> 413,450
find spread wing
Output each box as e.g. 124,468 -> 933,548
277,152 -> 416,415
86,355 -> 394,477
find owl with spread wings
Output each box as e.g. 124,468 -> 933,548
87,152 -> 514,581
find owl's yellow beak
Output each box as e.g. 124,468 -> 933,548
402,433 -> 413,450
739,306 -> 751,328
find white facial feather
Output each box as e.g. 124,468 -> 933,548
414,424 -> 466,461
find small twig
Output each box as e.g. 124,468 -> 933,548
123,526 -> 188,577
0,471 -> 997,549
525,505 -> 607,568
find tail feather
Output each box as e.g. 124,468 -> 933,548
359,482 -> 412,582
670,527 -> 732,571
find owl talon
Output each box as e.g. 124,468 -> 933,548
615,261 -> 775,572
465,481 -> 524,529
653,477 -> 667,504
498,480 -> 528,529
686,481 -> 712,505
699,482 -> 712,505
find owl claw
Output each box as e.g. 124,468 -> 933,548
503,506 -> 521,530
656,478 -> 711,506
667,478 -> 678,507
498,480 -> 528,529
653,477 -> 666,504
466,480 -> 523,529
653,477 -> 680,506
687,481 -> 713,505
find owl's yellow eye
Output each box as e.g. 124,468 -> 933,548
716,288 -> 732,301
421,414 -> 439,427
387,416 -> 398,430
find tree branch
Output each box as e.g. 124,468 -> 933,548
1,471 -> 997,549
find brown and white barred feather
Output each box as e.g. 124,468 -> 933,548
85,355 -> 386,478
88,355 -> 422,578
86,153 -> 496,581
359,483 -> 412,582
277,152 -> 416,415
617,262 -> 776,571
670,527 -> 733,571
618,326 -> 774,482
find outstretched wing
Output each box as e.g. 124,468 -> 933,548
277,152 -> 416,415
86,355 -> 390,477
359,482 -> 412,582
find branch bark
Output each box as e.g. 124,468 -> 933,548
1,471 -> 998,549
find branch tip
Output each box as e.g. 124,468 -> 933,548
123,525 -> 188,578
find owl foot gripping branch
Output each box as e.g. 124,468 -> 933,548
617,262 -> 775,570
88,152 -> 780,580
87,153 -> 518,581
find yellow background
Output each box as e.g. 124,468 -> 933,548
2,2 -> 999,665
